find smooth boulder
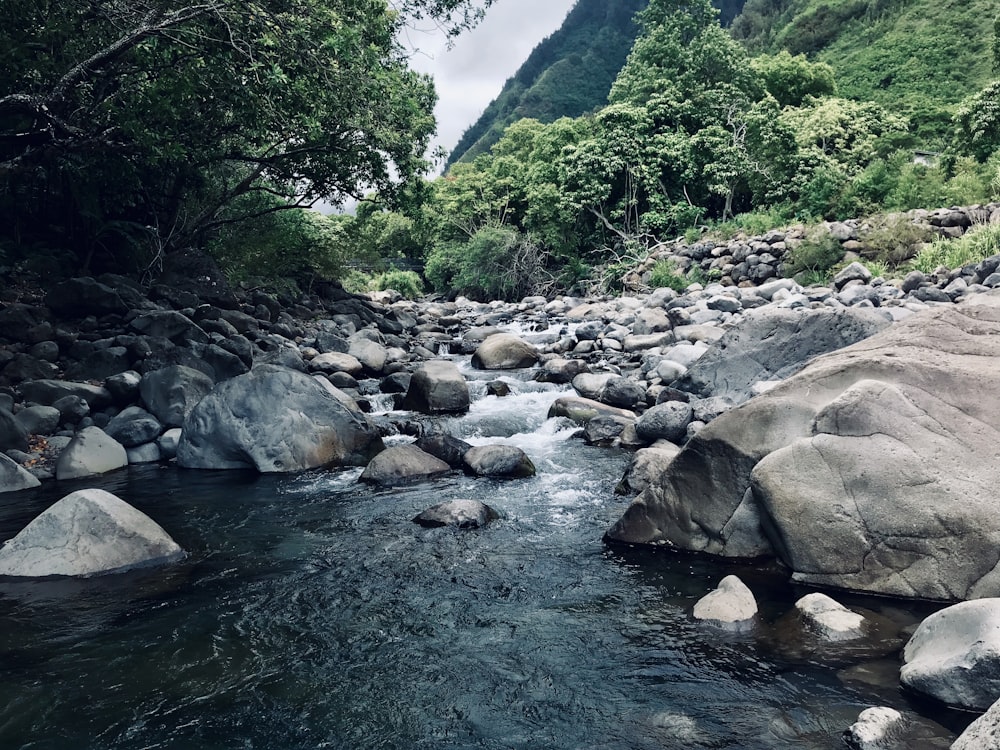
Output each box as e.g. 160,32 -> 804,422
0,489 -> 184,577
901,599 -> 1000,711
359,444 -> 451,486
952,695 -> 1000,749
176,365 -> 383,473
463,445 -> 536,478
692,575 -> 757,626
842,707 -> 906,750
471,333 -> 539,370
400,360 -> 470,414
55,426 -> 128,480
636,401 -> 694,444
140,365 -> 214,428
0,453 -> 41,493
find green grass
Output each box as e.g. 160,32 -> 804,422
909,224 -> 1000,273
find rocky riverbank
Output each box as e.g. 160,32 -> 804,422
2,208 -> 1000,747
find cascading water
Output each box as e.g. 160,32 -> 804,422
0,358 -> 967,749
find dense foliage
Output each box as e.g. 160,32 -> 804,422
0,0 -> 492,277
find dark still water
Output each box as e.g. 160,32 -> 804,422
0,373 -> 965,749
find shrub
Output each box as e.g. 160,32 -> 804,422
371,269 -> 424,299
785,228 -> 844,280
648,259 -> 689,292
910,224 -> 1000,273
340,269 -> 373,295
860,215 -> 935,266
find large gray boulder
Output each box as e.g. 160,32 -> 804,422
636,401 -> 694,444
413,499 -> 499,529
55,426 -> 128,480
176,365 -> 383,472
140,365 -> 214,428
606,294 -> 1000,600
0,488 -> 184,577
0,453 -> 41,493
672,307 -> 890,403
471,333 -> 539,370
463,445 -> 536,478
615,443 -> 681,496
400,360 -> 470,414
901,599 -> 1000,711
952,695 -> 1000,749
359,444 -> 451,486
104,406 -> 163,448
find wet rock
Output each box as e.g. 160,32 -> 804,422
400,360 -> 470,414
55,426 -> 128,480
547,396 -> 636,425
583,415 -> 632,446
463,445 -> 536,478
571,372 -> 615,400
415,432 -> 472,469
0,453 -> 41,493
139,365 -> 214,428
842,707 -> 906,750
413,499 -> 499,529
795,593 -> 865,641
157,428 -> 182,460
177,365 -> 383,473
692,575 -> 757,626
599,376 -> 646,409
486,380 -> 511,397
471,333 -> 539,370
901,599 -> 1000,711
0,488 -> 184,577
126,442 -> 162,464
359,444 -> 451,486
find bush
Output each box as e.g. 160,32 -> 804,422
860,215 -> 935,266
785,227 -> 844,280
910,224 -> 1000,273
340,269 -> 373,295
648,259 -> 689,293
371,269 -> 424,299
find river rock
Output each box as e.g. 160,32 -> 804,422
0,453 -> 41,493
636,401 -> 693,444
608,295 -> 1000,599
692,575 -> 757,626
616,443 -> 681,496
415,432 -> 472,468
547,396 -> 636,425
359,444 -> 451,486
14,405 -> 60,436
348,337 -> 388,375
671,307 -> 890,404
795,593 -> 865,641
463,445 -> 536,478
103,406 -> 163,448
308,351 -> 363,378
471,333 -> 539,370
535,358 -> 590,384
140,365 -> 214,428
598,376 -> 646,409
842,707 -> 906,750
19,379 -> 113,410
0,488 -> 184,577
583,415 -> 632,446
952,695 -> 1000,749
400,360 -> 470,414
900,599 -> 1000,711
413,499 -> 499,529
176,365 -> 383,472
55,426 -> 128,480
0,409 -> 29,452
157,428 -> 182,460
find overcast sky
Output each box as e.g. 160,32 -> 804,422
406,0 -> 578,161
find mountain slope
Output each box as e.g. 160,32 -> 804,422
731,0 -> 997,143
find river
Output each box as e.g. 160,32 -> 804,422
0,359 -> 968,748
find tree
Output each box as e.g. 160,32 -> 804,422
955,80 -> 1000,162
750,51 -> 836,107
0,0 -> 493,273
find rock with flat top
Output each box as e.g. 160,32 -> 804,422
795,593 -> 865,641
359,444 -> 451,486
471,334 -> 539,370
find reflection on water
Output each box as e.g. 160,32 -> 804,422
0,366 -> 967,749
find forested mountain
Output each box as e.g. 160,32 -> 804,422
732,0 -> 998,143
446,0 -> 647,167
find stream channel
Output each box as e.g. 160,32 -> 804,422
0,352 -> 972,748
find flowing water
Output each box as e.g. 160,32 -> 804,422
0,361 -> 969,749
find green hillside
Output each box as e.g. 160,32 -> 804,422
446,0 -> 647,167
732,0 -> 997,143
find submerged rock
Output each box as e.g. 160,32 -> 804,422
412,499 -> 499,529
692,575 -> 757,626
359,444 -> 451,486
795,593 -> 865,641
0,488 -> 185,577
842,707 -> 906,750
